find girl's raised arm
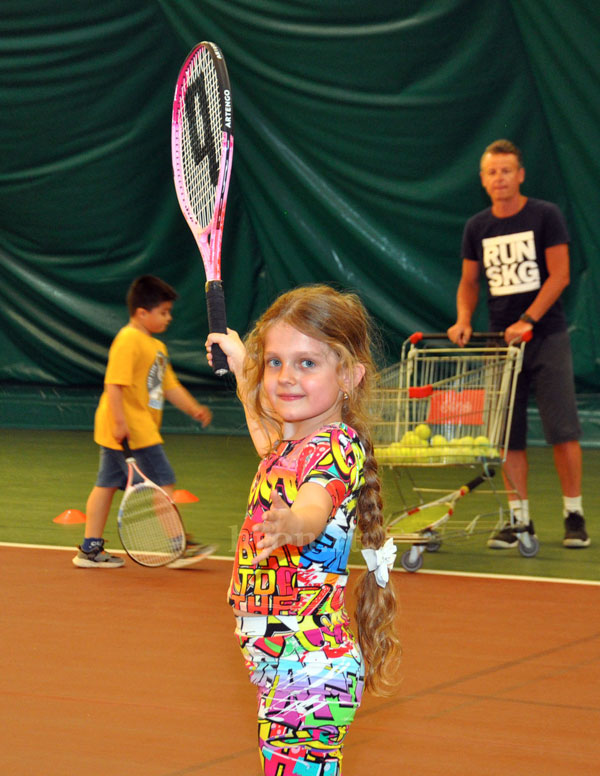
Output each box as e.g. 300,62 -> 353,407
206,329 -> 275,456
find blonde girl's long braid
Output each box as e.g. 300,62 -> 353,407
343,396 -> 402,696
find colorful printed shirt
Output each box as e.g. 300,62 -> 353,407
228,423 -> 365,616
94,325 -> 181,450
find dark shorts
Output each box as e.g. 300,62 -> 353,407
95,444 -> 176,489
509,330 -> 581,449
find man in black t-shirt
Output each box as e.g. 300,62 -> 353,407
448,139 -> 589,549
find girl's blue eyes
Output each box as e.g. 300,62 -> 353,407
265,359 -> 316,369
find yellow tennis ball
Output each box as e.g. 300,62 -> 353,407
401,430 -> 420,446
415,423 -> 432,441
474,435 -> 490,446
431,434 -> 447,447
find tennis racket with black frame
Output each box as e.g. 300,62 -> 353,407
171,41 -> 234,376
117,440 -> 186,567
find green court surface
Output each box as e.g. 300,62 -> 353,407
1,428 -> 598,583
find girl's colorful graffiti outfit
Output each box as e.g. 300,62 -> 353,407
231,423 -> 366,775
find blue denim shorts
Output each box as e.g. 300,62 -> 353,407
95,444 -> 176,489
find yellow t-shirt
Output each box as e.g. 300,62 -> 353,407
94,325 -> 181,450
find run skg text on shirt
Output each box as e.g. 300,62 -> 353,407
482,230 -> 541,296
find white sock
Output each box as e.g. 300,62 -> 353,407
563,496 -> 583,517
509,499 -> 530,524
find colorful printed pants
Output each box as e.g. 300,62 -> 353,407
235,610 -> 365,776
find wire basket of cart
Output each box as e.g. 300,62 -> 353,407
372,332 -> 539,571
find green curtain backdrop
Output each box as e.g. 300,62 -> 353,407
1,1 -> 599,408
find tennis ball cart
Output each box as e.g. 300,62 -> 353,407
372,332 -> 539,572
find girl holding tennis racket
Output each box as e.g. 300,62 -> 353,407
206,284 -> 401,776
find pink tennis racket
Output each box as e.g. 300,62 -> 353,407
171,41 -> 234,376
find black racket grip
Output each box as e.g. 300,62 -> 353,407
121,439 -> 134,460
465,470 -> 495,493
205,280 -> 229,376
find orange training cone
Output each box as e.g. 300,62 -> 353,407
53,509 -> 87,524
173,489 -> 199,503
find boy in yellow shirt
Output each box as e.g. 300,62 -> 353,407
73,275 -> 214,568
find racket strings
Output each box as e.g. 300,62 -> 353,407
180,51 -> 224,228
119,485 -> 185,566
388,504 -> 451,535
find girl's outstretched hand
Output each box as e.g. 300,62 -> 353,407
252,484 -> 332,565
205,328 -> 246,376
252,491 -> 294,564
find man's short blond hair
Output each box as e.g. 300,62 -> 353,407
480,139 -> 523,169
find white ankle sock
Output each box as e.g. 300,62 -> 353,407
563,496 -> 583,517
509,499 -> 529,524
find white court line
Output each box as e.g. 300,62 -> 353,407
2,541 -> 599,587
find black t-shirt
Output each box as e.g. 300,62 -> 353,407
461,198 -> 569,335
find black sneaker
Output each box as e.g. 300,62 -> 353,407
563,512 -> 591,548
488,520 -> 536,549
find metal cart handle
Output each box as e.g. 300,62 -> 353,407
407,331 -> 532,344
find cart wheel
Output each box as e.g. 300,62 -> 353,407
425,532 -> 442,552
518,534 -> 540,558
401,549 -> 424,573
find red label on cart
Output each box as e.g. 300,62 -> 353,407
427,389 -> 485,425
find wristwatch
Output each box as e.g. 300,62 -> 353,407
519,313 -> 537,325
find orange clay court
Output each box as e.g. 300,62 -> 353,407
1,545 -> 598,775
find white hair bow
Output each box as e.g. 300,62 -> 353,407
361,537 -> 397,588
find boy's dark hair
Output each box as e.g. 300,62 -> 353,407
126,275 -> 178,315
